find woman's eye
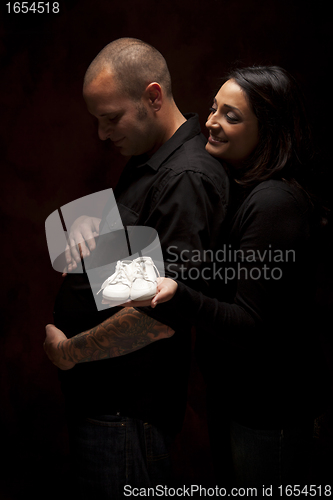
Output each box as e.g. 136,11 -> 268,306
226,113 -> 239,123
208,107 -> 217,114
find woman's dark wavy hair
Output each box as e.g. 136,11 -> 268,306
223,65 -> 314,190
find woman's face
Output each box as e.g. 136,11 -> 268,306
205,79 -> 259,167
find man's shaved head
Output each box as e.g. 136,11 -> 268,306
84,38 -> 173,101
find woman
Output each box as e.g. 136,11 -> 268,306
145,66 -> 329,487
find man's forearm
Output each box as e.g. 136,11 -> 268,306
59,307 -> 174,365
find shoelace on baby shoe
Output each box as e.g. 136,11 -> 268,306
132,256 -> 160,282
96,260 -> 133,295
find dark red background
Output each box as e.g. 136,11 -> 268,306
1,1 -> 332,497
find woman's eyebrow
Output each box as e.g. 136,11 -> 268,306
224,103 -> 243,116
214,97 -> 243,116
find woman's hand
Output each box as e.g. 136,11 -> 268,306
151,277 -> 178,307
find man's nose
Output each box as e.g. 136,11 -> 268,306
97,121 -> 110,141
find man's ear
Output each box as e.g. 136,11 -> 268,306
144,82 -> 163,111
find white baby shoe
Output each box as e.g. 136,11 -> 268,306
97,260 -> 133,301
97,256 -> 160,302
130,256 -> 160,301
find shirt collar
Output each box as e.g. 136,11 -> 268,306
129,113 -> 201,171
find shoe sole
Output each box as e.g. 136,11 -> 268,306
130,290 -> 156,301
102,291 -> 130,301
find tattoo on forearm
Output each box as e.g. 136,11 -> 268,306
62,308 -> 174,364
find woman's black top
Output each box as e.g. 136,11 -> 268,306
148,179 -> 330,428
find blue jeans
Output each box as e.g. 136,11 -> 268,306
230,420 -> 314,488
67,414 -> 174,499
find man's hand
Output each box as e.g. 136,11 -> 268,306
63,216 -> 101,275
44,324 -> 76,370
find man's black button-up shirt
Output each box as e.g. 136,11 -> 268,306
114,113 -> 229,292
55,113 -> 229,433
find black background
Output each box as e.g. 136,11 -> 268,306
1,0 -> 332,497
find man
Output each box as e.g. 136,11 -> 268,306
44,38 -> 228,498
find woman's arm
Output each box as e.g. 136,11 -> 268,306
148,184 -> 311,343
